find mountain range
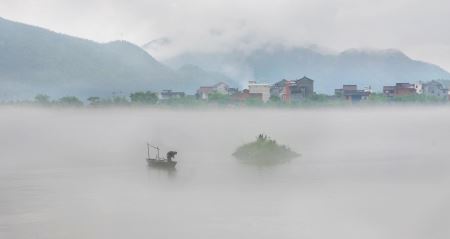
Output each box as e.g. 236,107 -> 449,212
1,16 -> 450,100
0,17 -> 230,100
162,45 -> 450,93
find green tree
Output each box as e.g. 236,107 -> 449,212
34,94 -> 51,105
393,94 -> 442,103
58,96 -> 83,106
163,95 -> 202,107
208,93 -> 230,104
130,91 -> 158,104
367,93 -> 389,103
269,95 -> 281,103
307,94 -> 329,102
112,96 -> 130,105
244,97 -> 263,106
87,96 -> 100,106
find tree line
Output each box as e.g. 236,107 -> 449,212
8,91 -> 449,108
31,91 -> 160,107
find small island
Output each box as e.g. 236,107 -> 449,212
233,134 -> 299,165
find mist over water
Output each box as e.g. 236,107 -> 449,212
1,107 -> 449,239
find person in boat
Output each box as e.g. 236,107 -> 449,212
166,151 -> 177,162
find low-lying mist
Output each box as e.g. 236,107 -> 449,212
1,107 -> 449,239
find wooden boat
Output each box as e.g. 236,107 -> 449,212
146,143 -> 177,169
146,158 -> 177,168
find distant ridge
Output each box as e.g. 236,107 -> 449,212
0,17 -> 207,100
163,45 -> 450,93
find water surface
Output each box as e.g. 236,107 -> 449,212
1,107 -> 449,238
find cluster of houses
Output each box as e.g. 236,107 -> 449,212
155,77 -> 450,103
383,81 -> 449,100
193,76 -> 315,103
333,80 -> 449,102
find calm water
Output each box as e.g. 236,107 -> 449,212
1,107 -> 449,239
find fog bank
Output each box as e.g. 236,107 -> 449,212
0,107 -> 449,238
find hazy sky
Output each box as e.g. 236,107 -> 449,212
2,0 -> 450,70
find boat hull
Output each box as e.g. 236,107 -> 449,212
146,158 -> 177,168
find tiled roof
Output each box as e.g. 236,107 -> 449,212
298,76 -> 313,81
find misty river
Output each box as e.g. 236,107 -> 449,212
1,107 -> 449,239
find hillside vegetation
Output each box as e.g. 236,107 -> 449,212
233,134 -> 299,165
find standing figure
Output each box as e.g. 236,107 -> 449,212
166,151 -> 177,162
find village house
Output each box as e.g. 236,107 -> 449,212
196,82 -> 230,100
396,83 -> 417,96
270,79 -> 292,101
292,76 -> 314,99
335,84 -> 370,102
383,86 -> 396,97
158,90 -> 185,101
231,89 -> 263,103
421,80 -> 448,100
383,83 -> 416,97
270,76 -> 315,102
248,81 -> 271,103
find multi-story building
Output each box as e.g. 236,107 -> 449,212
383,83 -> 416,97
291,77 -> 314,100
248,81 -> 271,103
335,84 -> 370,102
421,80 -> 448,100
196,82 -> 229,100
270,76 -> 314,102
